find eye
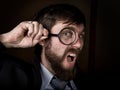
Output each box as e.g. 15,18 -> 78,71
79,32 -> 85,39
61,29 -> 74,38
64,31 -> 73,38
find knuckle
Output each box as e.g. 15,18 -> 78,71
32,21 -> 38,24
19,21 -> 25,26
39,24 -> 43,28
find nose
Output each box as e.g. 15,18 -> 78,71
72,39 -> 83,49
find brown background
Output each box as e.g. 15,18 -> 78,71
0,0 -> 90,73
0,0 -> 120,87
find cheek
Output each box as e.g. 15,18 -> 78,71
51,38 -> 67,56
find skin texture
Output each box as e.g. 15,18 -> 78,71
0,21 -> 85,81
0,21 -> 48,48
40,21 -> 85,80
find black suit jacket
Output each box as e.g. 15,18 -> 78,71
0,43 -> 42,90
0,43 -> 85,90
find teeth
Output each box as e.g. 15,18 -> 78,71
69,53 -> 76,57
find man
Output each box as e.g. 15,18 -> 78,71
0,3 -> 86,90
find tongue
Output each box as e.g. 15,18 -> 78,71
67,56 -> 73,62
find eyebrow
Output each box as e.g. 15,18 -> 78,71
50,26 -> 75,35
61,26 -> 76,32
62,26 -> 85,34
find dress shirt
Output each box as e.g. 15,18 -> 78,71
40,63 -> 77,90
40,63 -> 53,90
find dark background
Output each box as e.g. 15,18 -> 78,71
0,0 -> 120,88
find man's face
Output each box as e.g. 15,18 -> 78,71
44,21 -> 85,81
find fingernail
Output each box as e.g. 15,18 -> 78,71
40,36 -> 48,40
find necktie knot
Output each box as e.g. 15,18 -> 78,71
50,77 -> 67,90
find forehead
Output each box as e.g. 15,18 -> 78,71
51,21 -> 85,33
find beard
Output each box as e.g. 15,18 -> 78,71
45,43 -> 79,81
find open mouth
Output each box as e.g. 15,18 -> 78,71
67,53 -> 77,63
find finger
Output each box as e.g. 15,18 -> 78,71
34,28 -> 42,40
34,24 -> 44,40
34,27 -> 48,40
26,21 -> 34,37
43,28 -> 49,36
40,36 -> 48,41
30,21 -> 39,38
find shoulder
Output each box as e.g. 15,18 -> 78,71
0,53 -> 33,73
0,53 -> 35,89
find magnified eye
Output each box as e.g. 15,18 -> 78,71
60,29 -> 74,39
64,31 -> 73,38
59,29 -> 76,44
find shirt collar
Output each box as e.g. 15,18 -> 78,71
40,63 -> 53,90
40,63 -> 77,90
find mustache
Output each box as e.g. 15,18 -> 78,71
65,48 -> 80,55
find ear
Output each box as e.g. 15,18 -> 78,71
39,40 -> 45,46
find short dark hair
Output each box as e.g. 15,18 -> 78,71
34,3 -> 86,59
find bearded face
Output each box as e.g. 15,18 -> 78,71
42,22 -> 84,81
45,41 -> 80,81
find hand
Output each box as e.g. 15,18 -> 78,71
0,21 -> 48,48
